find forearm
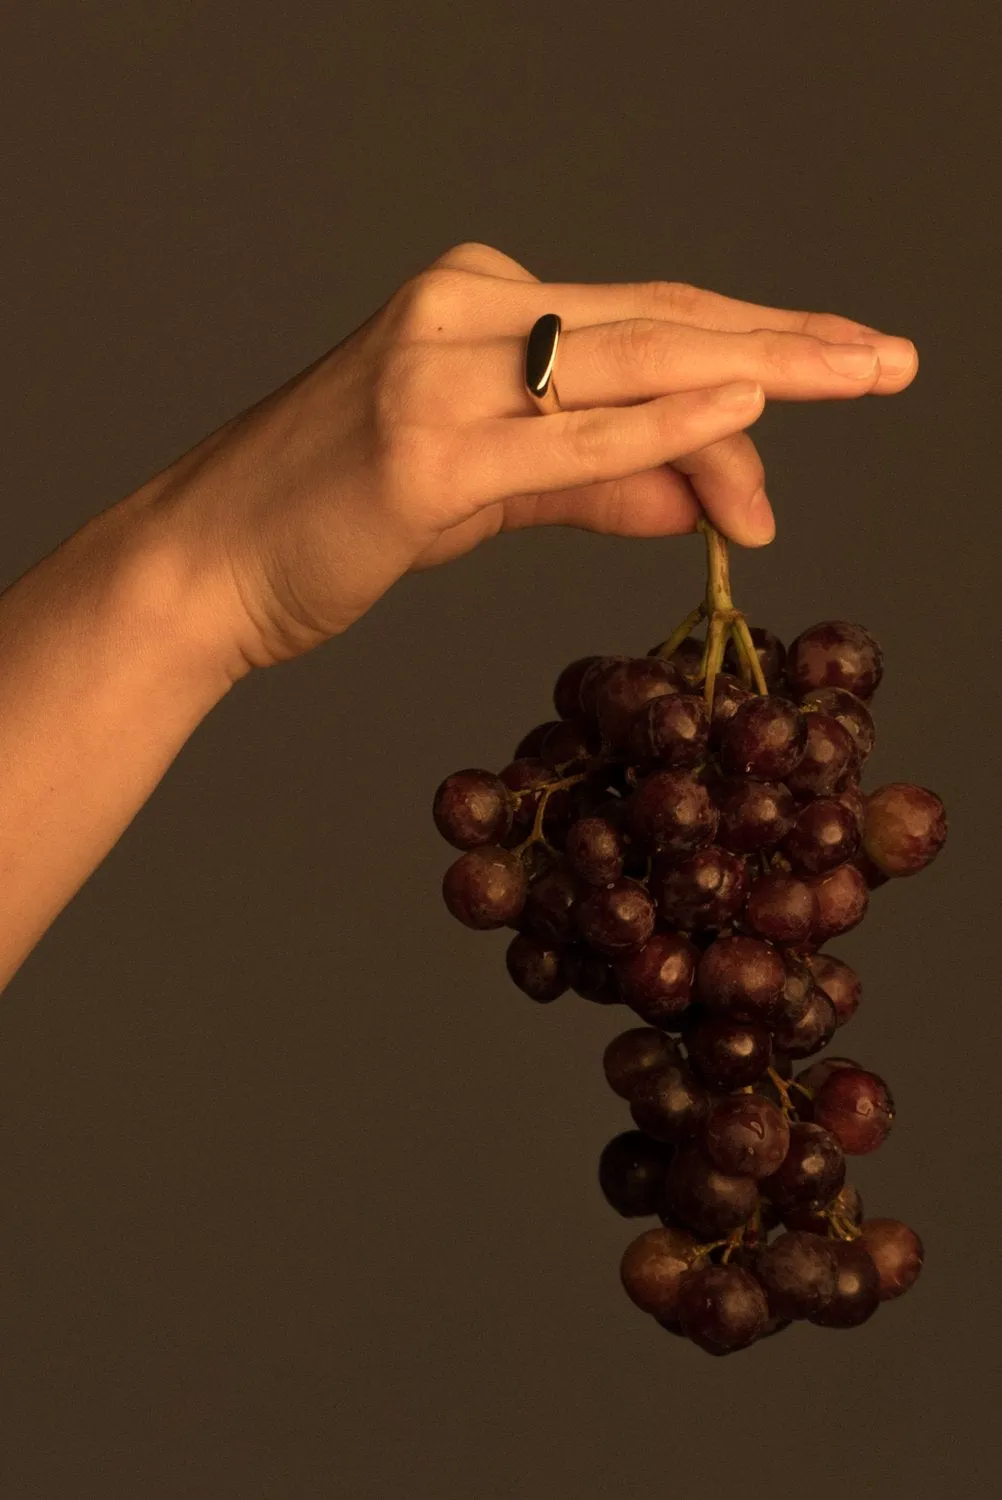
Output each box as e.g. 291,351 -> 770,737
0,490 -> 243,991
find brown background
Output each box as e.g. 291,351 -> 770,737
1,3 -> 998,1496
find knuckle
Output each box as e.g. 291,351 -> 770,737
617,317 -> 665,370
752,328 -> 804,374
387,266 -> 471,337
432,239 -> 503,270
568,409 -> 613,475
646,279 -> 708,316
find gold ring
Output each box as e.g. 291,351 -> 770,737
524,313 -> 562,415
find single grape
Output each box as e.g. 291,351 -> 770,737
812,1068 -> 894,1155
709,674 -> 754,745
648,632 -> 704,685
620,1226 -> 703,1319
595,657 -> 685,749
685,1015 -> 773,1090
576,878 -> 656,956
799,685 -> 876,763
676,1264 -> 770,1355
761,1122 -> 846,1212
724,626 -> 787,691
782,798 -> 861,876
540,718 -> 602,773
787,622 -> 884,702
703,1094 -> 790,1178
513,722 -> 560,760
862,783 -> 948,876
650,847 -> 748,931
808,953 -> 862,1027
630,692 -> 709,769
771,955 -> 816,1027
719,697 -> 807,781
614,932 -> 698,1024
577,655 -> 630,724
809,862 -> 869,943
754,1230 -> 838,1320
793,1056 -> 863,1114
782,1181 -> 863,1234
442,846 -> 528,929
744,871 -> 818,945
784,714 -> 857,799
697,935 -> 787,1024
564,945 -> 619,1004
626,770 -> 719,855
808,1240 -> 881,1327
771,985 -> 838,1059
603,1028 -> 682,1099
505,934 -> 568,1002
716,779 -> 797,854
630,1064 -> 711,1144
599,1131 -> 673,1216
856,1218 -> 924,1301
433,769 -> 514,849
834,781 -> 866,835
553,656 -> 604,719
564,816 -> 626,886
523,865 -> 582,944
665,1146 -> 761,1237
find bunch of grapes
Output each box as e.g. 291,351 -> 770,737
431,522 -> 946,1355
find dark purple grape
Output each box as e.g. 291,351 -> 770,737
442,846 -> 528,929
856,1219 -> 924,1301
578,655 -> 630,725
761,1122 -> 845,1211
513,722 -> 560,760
603,1028 -> 682,1100
626,771 -> 719,855
862,783 -> 947,876
782,798 -> 860,875
665,1146 -> 760,1237
744,871 -> 817,946
504,933 -> 567,1002
754,1231 -> 838,1320
620,1226 -> 702,1319
724,626 -> 787,691
799,687 -> 875,763
702,1095 -> 790,1179
709,674 -> 754,745
812,1068 -> 894,1155
630,692 -> 709,768
614,932 -> 698,1024
685,1016 -> 772,1090
772,955 -> 816,1027
564,945 -> 618,1004
599,1131 -> 673,1217
648,632 -> 704,685
787,621 -> 883,702
676,1264 -> 769,1354
540,718 -> 602,772
719,697 -> 807,781
564,816 -> 625,886
784,714 -> 857,799
793,1056 -> 863,1110
650,847 -> 748,931
630,1065 -> 711,1144
783,1182 -> 863,1234
576,878 -> 656,955
553,656 -> 603,719
808,953 -> 861,1027
771,986 -> 837,1060
433,769 -> 514,849
595,657 -> 684,749
809,862 -> 869,943
808,1240 -> 881,1327
697,936 -> 787,1025
523,865 -> 581,944
835,781 -> 866,834
716,779 -> 796,854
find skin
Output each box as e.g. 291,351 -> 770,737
0,240 -> 917,988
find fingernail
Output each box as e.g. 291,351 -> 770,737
747,487 -> 775,544
876,336 -> 918,377
711,380 -> 763,407
821,343 -> 879,377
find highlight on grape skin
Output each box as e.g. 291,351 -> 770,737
430,519 -> 946,1354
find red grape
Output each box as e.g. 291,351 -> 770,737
807,1240 -> 880,1327
862,783 -> 947,876
812,1067 -> 895,1155
620,1226 -> 702,1319
856,1218 -> 924,1301
433,769 -> 514,849
697,935 -> 787,1025
505,933 -> 567,1002
603,1028 -> 682,1099
442,846 -> 528,929
626,770 -> 719,854
614,932 -> 698,1024
761,1122 -> 845,1211
665,1146 -> 760,1237
686,1015 -> 773,1090
599,1131 -> 673,1217
754,1231 -> 838,1320
808,953 -> 862,1026
650,847 -> 749,931
787,621 -> 883,701
720,697 -> 807,781
703,1094 -> 790,1178
676,1264 -> 769,1354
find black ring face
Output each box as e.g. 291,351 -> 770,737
524,313 -> 562,400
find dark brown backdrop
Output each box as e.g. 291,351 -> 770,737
1,3 -> 998,1496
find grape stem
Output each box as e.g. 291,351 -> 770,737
766,1066 -> 802,1120
511,771 -> 589,854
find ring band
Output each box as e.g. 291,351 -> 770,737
524,313 -> 563,415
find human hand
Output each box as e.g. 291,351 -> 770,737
137,241 -> 917,673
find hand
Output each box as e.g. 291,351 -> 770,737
137,241 -> 918,673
